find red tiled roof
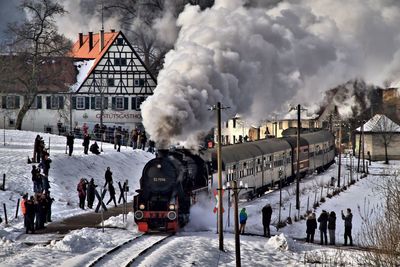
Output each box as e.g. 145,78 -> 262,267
70,31 -> 119,60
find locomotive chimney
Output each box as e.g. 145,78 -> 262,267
88,31 -> 93,51
99,29 -> 104,52
78,33 -> 83,48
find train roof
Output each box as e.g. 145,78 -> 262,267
204,138 -> 291,164
282,136 -> 308,148
300,130 -> 334,144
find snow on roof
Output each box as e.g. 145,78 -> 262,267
69,60 -> 95,92
356,114 -> 400,132
389,80 -> 400,88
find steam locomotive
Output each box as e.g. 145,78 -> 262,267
134,129 -> 335,233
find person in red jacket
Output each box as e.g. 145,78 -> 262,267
77,178 -> 88,209
21,194 -> 28,227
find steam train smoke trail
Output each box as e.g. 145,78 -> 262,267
142,0 -> 400,148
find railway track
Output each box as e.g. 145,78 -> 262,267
87,233 -> 172,267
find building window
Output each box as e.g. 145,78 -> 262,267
134,78 -> 145,87
279,121 -> 283,129
115,58 -> 127,66
135,96 -> 146,111
76,96 -> 85,110
94,97 -> 108,110
115,96 -> 124,110
117,38 -> 124,46
107,78 -> 114,86
6,96 -> 16,109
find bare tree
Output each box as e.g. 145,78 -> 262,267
374,115 -> 400,164
5,0 -> 71,130
359,175 -> 400,266
105,0 -> 214,76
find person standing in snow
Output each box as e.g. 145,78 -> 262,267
342,208 -> 353,246
318,210 -> 328,245
21,194 -> 28,227
86,178 -> 97,209
262,203 -> 273,237
140,131 -> 147,151
25,196 -> 35,234
82,123 -> 89,137
328,211 -> 336,245
239,208 -> 248,234
77,178 -> 88,209
33,135 -> 41,163
306,213 -> 317,243
131,128 -> 138,149
106,181 -> 117,207
40,154 -> 52,177
45,191 -> 54,223
66,132 -> 74,156
83,133 -> 91,154
104,167 -> 113,187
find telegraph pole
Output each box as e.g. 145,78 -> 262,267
337,122 -> 342,187
296,104 -> 301,210
210,102 -> 229,252
233,180 -> 241,267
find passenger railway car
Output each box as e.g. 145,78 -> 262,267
206,130 -> 335,199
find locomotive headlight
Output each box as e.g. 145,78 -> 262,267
135,210 -> 144,220
169,204 -> 175,210
167,211 -> 177,220
139,204 -> 145,210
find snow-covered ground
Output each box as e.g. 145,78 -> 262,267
0,130 -> 396,266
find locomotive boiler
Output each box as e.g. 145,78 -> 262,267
134,149 -> 209,232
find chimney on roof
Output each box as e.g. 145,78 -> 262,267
110,29 -> 115,33
79,33 -> 83,48
99,29 -> 104,52
88,31 -> 93,51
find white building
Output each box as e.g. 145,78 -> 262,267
0,30 -> 157,134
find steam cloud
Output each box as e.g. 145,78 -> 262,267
142,0 -> 400,148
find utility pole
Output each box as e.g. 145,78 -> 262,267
337,122 -> 342,187
296,104 -> 301,210
210,102 -> 229,252
233,180 -> 241,267
362,122 -> 365,173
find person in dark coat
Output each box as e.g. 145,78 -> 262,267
89,141 -> 100,155
106,181 -> 117,207
140,131 -> 147,151
86,178 -> 97,209
342,208 -> 353,246
66,132 -> 74,156
34,194 -> 46,230
306,213 -> 317,243
25,196 -> 35,234
77,178 -> 88,209
104,167 -> 113,187
131,128 -> 138,149
33,135 -> 41,163
40,154 -> 52,177
147,140 -> 155,154
83,133 -> 91,154
318,210 -> 329,245
328,211 -> 336,245
31,165 -> 41,193
45,191 -> 54,223
262,204 -> 273,237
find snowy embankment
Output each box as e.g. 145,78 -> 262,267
0,130 -> 153,237
0,129 -> 397,266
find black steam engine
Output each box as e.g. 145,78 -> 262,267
134,149 -> 209,232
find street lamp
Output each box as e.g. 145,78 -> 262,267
210,102 -> 230,252
225,180 -> 254,267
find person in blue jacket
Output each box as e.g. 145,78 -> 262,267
239,208 -> 248,234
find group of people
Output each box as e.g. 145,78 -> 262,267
21,192 -> 54,234
130,128 -> 147,150
306,208 -> 353,246
238,204 -> 273,237
22,136 -> 55,234
66,131 -> 101,156
76,167 -> 119,210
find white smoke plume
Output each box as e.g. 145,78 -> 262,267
55,1 -> 120,40
142,0 -> 400,148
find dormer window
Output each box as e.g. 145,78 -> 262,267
117,38 -> 124,46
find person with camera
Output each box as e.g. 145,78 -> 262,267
341,208 -> 353,246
